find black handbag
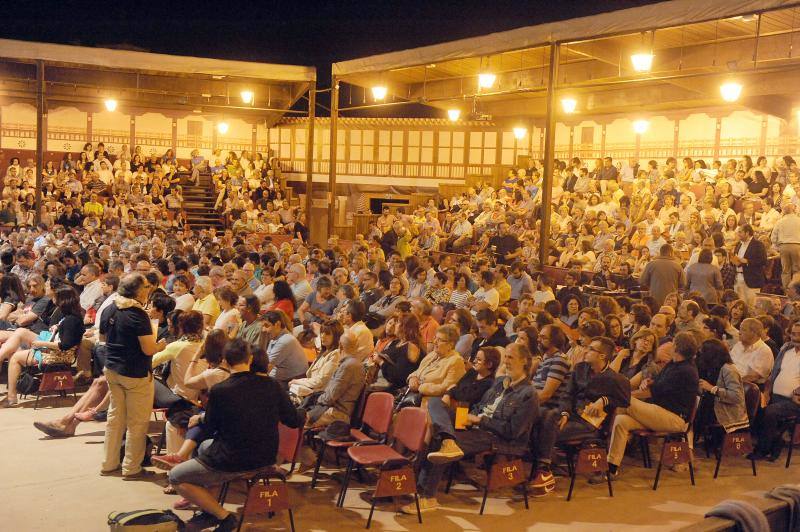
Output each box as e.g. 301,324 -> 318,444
17,367 -> 40,395
393,387 -> 422,411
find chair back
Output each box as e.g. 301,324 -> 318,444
277,423 -> 303,473
39,371 -> 74,392
686,395 -> 701,430
743,382 -> 760,421
361,392 -> 394,436
392,407 -> 427,453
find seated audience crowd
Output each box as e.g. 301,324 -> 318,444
1,149 -> 800,530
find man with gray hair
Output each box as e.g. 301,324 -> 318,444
287,262 -> 312,304
771,202 -> 800,288
305,330 -> 364,428
191,276 -> 221,328
730,318 -> 774,384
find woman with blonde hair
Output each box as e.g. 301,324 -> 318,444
610,327 -> 658,379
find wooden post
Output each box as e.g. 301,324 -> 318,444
305,84 -> 316,230
34,60 -> 45,225
539,43 -> 559,267
672,119 -> 680,158
328,77 -> 339,236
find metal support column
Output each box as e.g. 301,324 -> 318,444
305,84 -> 316,240
34,60 -> 45,225
327,77 -> 339,237
539,43 -> 559,267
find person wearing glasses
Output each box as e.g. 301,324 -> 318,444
100,273 -> 166,479
405,325 -> 466,404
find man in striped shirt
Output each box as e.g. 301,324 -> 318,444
528,324 -> 571,495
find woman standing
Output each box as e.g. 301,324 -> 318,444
101,273 -> 165,479
686,249 -> 724,305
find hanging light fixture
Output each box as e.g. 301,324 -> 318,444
478,73 -> 497,89
104,99 -> 118,112
513,127 -> 527,140
633,119 -> 650,134
447,109 -> 461,121
561,97 -> 577,114
240,90 -> 254,104
371,85 -> 388,100
720,81 -> 743,102
217,122 -> 229,135
630,53 -> 654,72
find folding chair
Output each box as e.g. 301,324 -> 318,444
785,418 -> 800,469
337,407 -> 427,527
712,382 -> 760,479
151,408 -> 169,455
311,391 -> 394,488
632,396 -> 699,490
218,423 -> 304,532
443,447 -> 529,515
559,439 -> 613,501
34,364 -> 77,410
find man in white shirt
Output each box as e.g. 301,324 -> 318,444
771,203 -> 800,289
75,264 -> 104,311
469,271 -> 500,312
751,321 -> 800,460
730,318 -> 774,384
447,211 -> 473,252
287,263 -> 312,311
339,300 -> 374,359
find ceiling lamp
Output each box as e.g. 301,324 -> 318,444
561,97 -> 577,114
240,90 -> 254,104
630,53 -> 654,72
513,127 -> 527,140
104,99 -> 118,112
720,81 -> 743,102
217,122 -> 229,135
478,73 -> 496,89
447,109 -> 461,121
371,85 -> 388,100
633,119 -> 649,134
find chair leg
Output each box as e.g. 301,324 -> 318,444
522,479 -> 529,510
688,454 -> 696,486
311,447 -> 326,489
366,495 -> 377,529
652,439 -> 665,491
751,456 -> 757,477
217,482 -> 230,504
566,469 -> 576,502
445,463 -> 456,494
34,390 -> 40,410
713,449 -> 723,479
414,493 -> 422,524
606,468 -> 614,498
288,508 -> 296,532
479,484 -> 490,515
786,436 -> 795,469
337,459 -> 354,508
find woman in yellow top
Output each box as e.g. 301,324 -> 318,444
396,226 -> 413,259
151,311 -> 205,409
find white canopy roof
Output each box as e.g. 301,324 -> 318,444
0,38 -> 316,82
333,0 -> 794,76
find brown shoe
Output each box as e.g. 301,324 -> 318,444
122,469 -> 156,481
33,421 -> 74,438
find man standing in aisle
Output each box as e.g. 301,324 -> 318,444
771,203 -> 800,289
732,224 -> 767,308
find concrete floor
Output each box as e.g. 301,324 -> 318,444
1,395 -> 798,531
